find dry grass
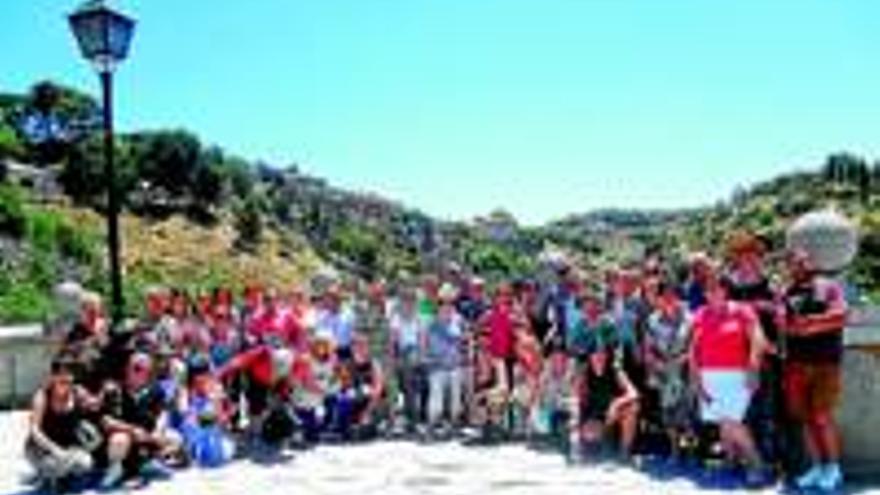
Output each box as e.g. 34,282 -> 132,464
52,205 -> 324,293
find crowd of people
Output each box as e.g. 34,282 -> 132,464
25,231 -> 850,493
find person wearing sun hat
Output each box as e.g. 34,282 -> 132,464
722,230 -> 791,476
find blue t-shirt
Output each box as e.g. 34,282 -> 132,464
316,308 -> 356,349
425,316 -> 463,370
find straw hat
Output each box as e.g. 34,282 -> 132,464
725,230 -> 767,259
438,282 -> 459,303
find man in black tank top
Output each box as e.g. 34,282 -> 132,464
781,250 -> 848,492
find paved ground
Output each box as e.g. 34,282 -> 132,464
1,412 -> 876,495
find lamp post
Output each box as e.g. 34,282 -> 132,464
68,0 -> 136,326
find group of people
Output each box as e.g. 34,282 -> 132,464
25,230 -> 850,493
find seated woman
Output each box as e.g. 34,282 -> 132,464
100,352 -> 184,489
177,358 -> 235,467
25,358 -> 102,492
218,343 -> 299,446
577,342 -> 640,462
511,319 -> 543,438
334,332 -> 385,440
288,332 -> 340,444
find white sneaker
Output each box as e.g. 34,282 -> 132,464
100,462 -> 125,490
796,464 -> 824,489
816,464 -> 843,492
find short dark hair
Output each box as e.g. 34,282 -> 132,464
50,356 -> 77,376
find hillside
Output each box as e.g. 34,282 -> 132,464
0,183 -> 324,323
540,154 -> 880,298
2,80 -> 880,323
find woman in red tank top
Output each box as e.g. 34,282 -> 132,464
690,271 -> 771,486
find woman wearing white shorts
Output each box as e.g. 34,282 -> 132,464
690,272 -> 770,486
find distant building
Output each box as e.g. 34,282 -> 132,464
475,209 -> 518,243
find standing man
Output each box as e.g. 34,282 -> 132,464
316,286 -> 356,361
782,249 -> 848,492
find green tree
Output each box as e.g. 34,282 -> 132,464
329,225 -> 382,279
234,194 -> 263,250
191,147 -> 225,210
131,130 -> 201,197
222,156 -> 254,199
59,135 -> 136,206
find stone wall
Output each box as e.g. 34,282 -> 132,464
839,342 -> 880,478
1,318 -> 879,477
0,326 -> 58,409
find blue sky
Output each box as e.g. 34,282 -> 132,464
2,1 -> 880,225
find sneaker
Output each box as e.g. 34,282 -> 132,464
99,463 -> 125,491
744,466 -> 775,489
796,464 -> 825,490
138,459 -> 173,480
816,464 -> 843,493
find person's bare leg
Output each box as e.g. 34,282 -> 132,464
718,423 -> 737,462
724,421 -> 762,466
813,412 -> 842,463
617,404 -> 639,456
719,422 -> 741,462
101,432 -> 132,488
802,418 -> 821,462
106,432 -> 131,465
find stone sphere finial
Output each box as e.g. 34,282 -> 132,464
786,208 -> 859,273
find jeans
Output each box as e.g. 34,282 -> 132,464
428,368 -> 463,425
396,363 -> 426,426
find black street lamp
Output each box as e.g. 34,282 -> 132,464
68,0 -> 136,326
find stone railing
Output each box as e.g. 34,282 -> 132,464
0,325 -> 59,409
839,305 -> 880,479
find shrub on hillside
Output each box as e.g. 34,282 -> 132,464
0,184 -> 27,238
0,123 -> 25,160
328,225 -> 382,280
56,220 -> 97,264
27,210 -> 60,254
234,194 -> 263,250
0,281 -> 53,324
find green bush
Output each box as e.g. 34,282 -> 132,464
56,220 -> 97,263
0,184 -> 27,238
26,250 -> 56,290
27,210 -> 61,254
234,194 -> 263,250
0,281 -> 53,324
